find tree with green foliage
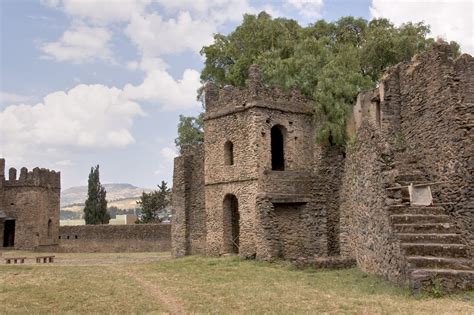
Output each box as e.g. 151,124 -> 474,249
137,181 -> 170,223
196,12 -> 460,145
84,165 -> 109,225
175,113 -> 204,153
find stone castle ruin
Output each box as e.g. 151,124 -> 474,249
0,159 -> 60,250
0,42 -> 471,293
171,42 -> 473,291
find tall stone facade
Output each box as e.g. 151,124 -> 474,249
340,42 -> 473,291
172,43 -> 473,291
173,65 -> 332,260
0,158 -> 60,250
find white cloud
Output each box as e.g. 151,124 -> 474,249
155,0 -> 258,25
55,159 -> 74,166
127,57 -> 169,73
123,68 -> 201,110
286,0 -> 324,19
125,11 -> 215,58
370,0 -> 474,55
0,91 -> 30,104
43,0 -> 151,24
0,84 -> 144,158
40,23 -> 113,63
40,0 -> 60,8
160,146 -> 178,162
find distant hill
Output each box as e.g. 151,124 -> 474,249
61,183 -> 151,208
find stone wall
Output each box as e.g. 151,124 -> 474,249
339,122 -> 407,284
58,224 -> 171,252
312,145 -> 345,256
171,145 -> 206,257
0,159 -> 60,250
393,44 -> 473,246
340,42 -> 473,285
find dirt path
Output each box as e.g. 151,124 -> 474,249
110,264 -> 187,314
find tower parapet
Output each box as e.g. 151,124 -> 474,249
4,166 -> 60,189
204,65 -> 313,120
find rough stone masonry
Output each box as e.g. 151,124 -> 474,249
171,42 -> 473,292
0,158 -> 60,250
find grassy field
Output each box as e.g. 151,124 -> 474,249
0,251 -> 473,314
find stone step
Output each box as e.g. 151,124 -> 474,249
389,206 -> 445,215
401,243 -> 468,258
395,173 -> 429,183
410,269 -> 474,292
393,223 -> 456,234
407,256 -> 473,270
397,181 -> 437,186
397,233 -> 463,244
390,214 -> 450,224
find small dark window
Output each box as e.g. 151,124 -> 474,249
75,235 -> 78,239
59,236 -> 61,239
271,125 -> 285,171
67,235 -> 70,240
224,141 -> 234,165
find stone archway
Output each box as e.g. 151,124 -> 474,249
223,194 -> 239,254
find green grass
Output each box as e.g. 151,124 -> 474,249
0,252 -> 472,314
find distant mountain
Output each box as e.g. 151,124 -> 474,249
61,183 -> 152,208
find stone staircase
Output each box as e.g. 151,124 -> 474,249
387,169 -> 473,292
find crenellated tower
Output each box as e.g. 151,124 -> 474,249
0,158 -> 60,249
172,65 -> 322,259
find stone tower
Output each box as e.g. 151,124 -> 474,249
173,65 -> 328,260
0,158 -> 60,250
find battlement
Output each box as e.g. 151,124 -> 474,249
204,65 -> 313,120
1,159 -> 60,189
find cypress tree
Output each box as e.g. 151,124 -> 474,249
84,165 -> 110,224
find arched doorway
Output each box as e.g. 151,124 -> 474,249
271,125 -> 285,170
3,220 -> 15,247
223,194 -> 239,254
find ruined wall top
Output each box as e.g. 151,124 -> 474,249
1,158 -> 60,189
349,40 -> 473,136
204,65 -> 313,120
178,143 -> 204,157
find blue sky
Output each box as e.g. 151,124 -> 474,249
1,0 -> 472,190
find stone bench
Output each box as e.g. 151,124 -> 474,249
4,257 -> 27,264
36,255 -> 55,263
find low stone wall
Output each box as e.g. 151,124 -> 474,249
58,224 -> 171,253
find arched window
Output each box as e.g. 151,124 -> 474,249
223,194 -> 239,254
224,141 -> 234,165
271,125 -> 285,171
47,219 -> 52,239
